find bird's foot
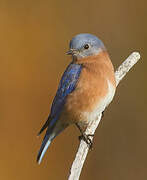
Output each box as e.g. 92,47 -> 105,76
79,133 -> 94,149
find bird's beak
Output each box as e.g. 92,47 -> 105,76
66,49 -> 73,55
66,49 -> 77,55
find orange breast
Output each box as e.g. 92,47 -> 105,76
64,51 -> 116,124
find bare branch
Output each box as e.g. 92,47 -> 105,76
68,52 -> 141,180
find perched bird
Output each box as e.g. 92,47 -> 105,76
37,33 -> 116,164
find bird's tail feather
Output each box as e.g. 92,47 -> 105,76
37,116 -> 51,136
37,132 -> 54,164
37,122 -> 68,164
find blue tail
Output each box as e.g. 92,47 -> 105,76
37,131 -> 54,164
37,120 -> 68,164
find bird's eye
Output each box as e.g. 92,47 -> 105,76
84,44 -> 89,49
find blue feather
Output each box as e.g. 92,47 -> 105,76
49,63 -> 82,127
37,63 -> 82,163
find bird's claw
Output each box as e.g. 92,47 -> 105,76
78,133 -> 94,149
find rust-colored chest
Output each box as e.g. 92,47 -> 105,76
64,52 -> 116,122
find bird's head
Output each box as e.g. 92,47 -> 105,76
66,33 -> 106,60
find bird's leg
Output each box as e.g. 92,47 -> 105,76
76,123 -> 94,149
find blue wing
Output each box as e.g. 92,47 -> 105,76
38,62 -> 82,135
37,62 -> 82,164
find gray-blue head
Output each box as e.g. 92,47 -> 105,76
67,33 -> 106,59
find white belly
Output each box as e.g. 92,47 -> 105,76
81,79 -> 115,124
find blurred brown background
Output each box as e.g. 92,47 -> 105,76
0,0 -> 146,179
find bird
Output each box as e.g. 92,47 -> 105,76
37,33 -> 116,164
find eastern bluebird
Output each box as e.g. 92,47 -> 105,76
37,33 -> 116,164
